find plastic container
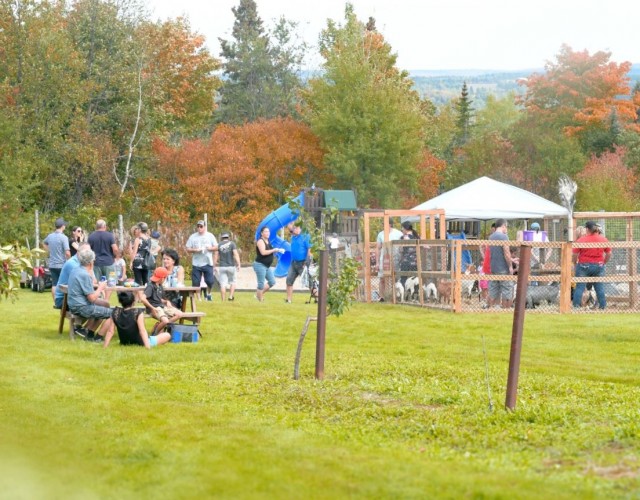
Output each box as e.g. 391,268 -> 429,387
107,271 -> 117,287
523,230 -> 547,242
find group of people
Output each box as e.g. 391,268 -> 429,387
483,218 -> 611,310
44,218 -> 243,348
252,223 -> 311,303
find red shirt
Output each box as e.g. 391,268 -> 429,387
483,245 -> 492,273
573,233 -> 611,264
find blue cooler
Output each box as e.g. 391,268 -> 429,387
170,324 -> 199,343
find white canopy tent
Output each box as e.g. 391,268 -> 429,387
410,176 -> 569,221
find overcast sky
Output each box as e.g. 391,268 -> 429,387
148,0 -> 640,71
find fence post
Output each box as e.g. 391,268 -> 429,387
559,242 -> 573,313
315,249 -> 328,380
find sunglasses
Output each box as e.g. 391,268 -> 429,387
76,229 -> 83,233
197,224 -> 204,228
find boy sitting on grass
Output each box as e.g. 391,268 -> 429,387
103,291 -> 171,348
140,267 -> 183,335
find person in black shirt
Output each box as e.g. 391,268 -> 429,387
103,291 -> 170,348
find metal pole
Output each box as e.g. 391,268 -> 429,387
35,210 -> 40,267
118,214 -> 124,249
315,249 -> 328,380
505,245 -> 531,411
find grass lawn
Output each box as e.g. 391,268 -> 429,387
1,289 -> 639,499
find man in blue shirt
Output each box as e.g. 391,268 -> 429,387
43,217 -> 70,302
54,242 -> 90,309
285,224 -> 311,303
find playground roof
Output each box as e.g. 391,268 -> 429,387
410,176 -> 569,221
324,190 -> 358,211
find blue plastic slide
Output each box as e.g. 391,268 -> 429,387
255,192 -> 304,277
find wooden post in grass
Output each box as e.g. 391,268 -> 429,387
315,249 -> 328,380
505,245 -> 531,411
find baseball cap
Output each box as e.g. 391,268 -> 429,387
151,230 -> 161,239
150,267 -> 169,283
220,232 -> 230,239
585,221 -> 598,231
138,222 -> 149,232
55,217 -> 67,228
531,222 -> 540,230
197,220 -> 205,227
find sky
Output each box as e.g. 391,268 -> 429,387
147,0 -> 640,71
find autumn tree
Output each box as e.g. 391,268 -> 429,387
143,118 -> 329,249
302,5 -> 425,208
575,148 -> 637,211
218,0 -> 304,124
519,45 -> 640,154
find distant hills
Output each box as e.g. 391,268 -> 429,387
409,64 -> 640,107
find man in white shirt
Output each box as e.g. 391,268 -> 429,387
185,220 -> 218,301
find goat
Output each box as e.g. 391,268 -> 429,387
404,276 -> 419,302
461,264 -> 477,300
581,288 -> 597,308
437,279 -> 452,304
395,280 -> 404,303
525,283 -> 559,309
423,282 -> 438,302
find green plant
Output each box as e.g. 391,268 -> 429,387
287,193 -> 360,316
0,243 -> 39,301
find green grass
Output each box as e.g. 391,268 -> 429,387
1,289 -> 639,499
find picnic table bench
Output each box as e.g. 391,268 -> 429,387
58,285 -> 205,340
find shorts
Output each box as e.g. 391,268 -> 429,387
217,266 -> 237,288
71,304 -> 113,320
489,279 -> 514,301
149,336 -> 158,347
50,268 -> 62,286
54,295 -> 64,309
286,260 -> 306,286
94,265 -> 115,282
152,305 -> 180,322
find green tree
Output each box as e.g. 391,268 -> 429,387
451,81 -> 474,148
302,4 -> 425,207
218,0 -> 304,124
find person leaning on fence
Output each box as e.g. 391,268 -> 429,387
103,291 -> 171,349
140,267 -> 184,335
66,245 -> 113,342
572,221 -> 611,309
487,218 -> 514,309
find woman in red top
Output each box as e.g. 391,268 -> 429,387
572,221 -> 611,309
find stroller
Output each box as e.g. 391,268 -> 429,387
31,258 -> 52,293
303,261 -> 319,304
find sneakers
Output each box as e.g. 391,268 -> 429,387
285,299 -> 292,304
228,296 -> 234,301
206,294 -> 212,302
73,326 -> 88,338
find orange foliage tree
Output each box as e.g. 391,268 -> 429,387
519,45 -> 640,138
399,149 -> 446,207
575,147 -> 637,211
142,118 -> 330,252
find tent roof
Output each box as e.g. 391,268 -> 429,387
411,176 -> 569,220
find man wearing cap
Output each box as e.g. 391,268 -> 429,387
87,219 -> 119,298
140,267 -> 184,335
186,220 -> 218,301
215,232 -> 241,301
43,217 -> 71,302
572,221 -> 611,309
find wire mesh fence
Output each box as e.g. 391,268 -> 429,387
354,238 -> 640,314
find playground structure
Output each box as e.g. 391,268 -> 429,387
254,187 -> 360,277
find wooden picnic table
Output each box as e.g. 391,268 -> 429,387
57,285 -> 205,339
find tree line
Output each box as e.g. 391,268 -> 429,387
1,0 -> 639,254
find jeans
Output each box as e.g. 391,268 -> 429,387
573,263 -> 606,309
192,264 -> 215,289
253,262 -> 275,290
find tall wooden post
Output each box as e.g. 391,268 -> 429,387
315,249 -> 328,380
505,245 -> 531,411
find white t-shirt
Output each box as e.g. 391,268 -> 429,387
186,231 -> 217,267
